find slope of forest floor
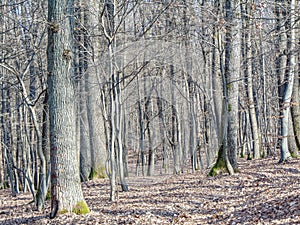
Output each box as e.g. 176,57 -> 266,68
0,157 -> 300,225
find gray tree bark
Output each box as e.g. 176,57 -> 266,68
225,0 -> 240,171
85,1 -> 107,179
279,0 -> 296,162
47,0 -> 89,217
244,1 -> 261,159
210,0 -> 240,175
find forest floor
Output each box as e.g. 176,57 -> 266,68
0,157 -> 300,225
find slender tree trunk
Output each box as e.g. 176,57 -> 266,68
225,0 -> 240,171
115,72 -> 128,191
291,5 -> 300,152
279,0 -> 296,162
85,0 -> 107,179
291,63 -> 300,151
41,91 -> 50,197
137,77 -> 146,176
170,65 -> 180,174
275,0 -> 288,151
244,2 -> 260,159
76,2 -> 92,182
108,83 -> 116,201
147,120 -> 155,176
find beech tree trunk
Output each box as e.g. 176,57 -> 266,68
279,0 -> 296,162
244,1 -> 260,159
210,0 -> 240,175
224,0 -> 240,171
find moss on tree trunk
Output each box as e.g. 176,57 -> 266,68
89,166 -> 107,179
59,200 -> 90,215
209,144 -> 229,176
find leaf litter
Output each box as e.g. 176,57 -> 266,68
0,158 -> 300,224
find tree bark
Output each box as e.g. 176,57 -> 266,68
47,0 -> 89,217
225,0 -> 240,171
210,0 -> 240,175
279,0 -> 296,162
244,1 -> 261,159
291,4 -> 300,153
85,0 -> 107,179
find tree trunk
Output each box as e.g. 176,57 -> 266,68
291,60 -> 300,151
225,0 -> 240,171
170,65 -> 180,174
279,0 -> 296,163
47,0 -> 89,217
210,0 -> 240,175
244,1 -> 260,159
85,0 -> 107,179
291,8 -> 300,153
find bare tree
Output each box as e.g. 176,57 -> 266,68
47,0 -> 89,217
210,0 -> 241,176
279,0 -> 297,162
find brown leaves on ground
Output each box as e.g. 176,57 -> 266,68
1,158 -> 300,224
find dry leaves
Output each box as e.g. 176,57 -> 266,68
0,158 -> 300,224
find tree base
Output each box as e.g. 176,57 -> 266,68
59,200 -> 90,215
209,163 -> 228,177
89,166 -> 107,179
209,145 -> 228,176
72,201 -> 90,215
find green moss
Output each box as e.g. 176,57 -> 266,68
209,145 -> 228,176
96,166 -> 107,178
89,166 -> 107,179
247,154 -> 252,160
59,209 -> 68,215
89,168 -> 96,180
72,201 -> 90,215
234,168 -> 241,173
291,151 -> 300,158
209,166 -> 218,176
261,150 -> 266,159
240,152 -> 245,158
209,163 -> 228,176
46,191 -> 51,201
58,201 -> 90,215
0,182 -> 9,190
228,104 -> 232,112
226,83 -> 231,91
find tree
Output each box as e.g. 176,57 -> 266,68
47,0 -> 89,217
84,0 -> 108,179
242,0 -> 261,159
210,0 -> 241,176
279,0 -> 297,162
